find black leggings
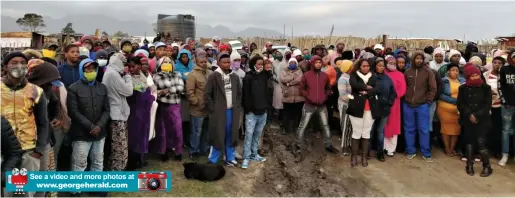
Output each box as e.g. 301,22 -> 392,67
283,102 -> 304,133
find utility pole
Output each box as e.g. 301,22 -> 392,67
291,26 -> 293,46
283,24 -> 286,45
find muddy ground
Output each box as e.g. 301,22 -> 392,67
249,125 -> 515,197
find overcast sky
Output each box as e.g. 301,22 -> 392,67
2,1 -> 514,40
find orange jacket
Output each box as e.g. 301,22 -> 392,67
323,65 -> 337,86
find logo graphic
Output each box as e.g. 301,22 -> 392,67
137,172 -> 168,191
8,168 -> 28,194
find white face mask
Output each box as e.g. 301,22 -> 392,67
8,64 -> 28,79
97,59 -> 108,67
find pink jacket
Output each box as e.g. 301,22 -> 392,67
384,70 -> 406,138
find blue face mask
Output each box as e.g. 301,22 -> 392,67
288,64 -> 297,70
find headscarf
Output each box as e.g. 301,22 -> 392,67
134,49 -> 149,58
386,55 -> 397,71
27,59 -> 46,75
469,56 -> 483,67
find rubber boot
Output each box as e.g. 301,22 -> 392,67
479,149 -> 493,177
465,144 -> 474,176
351,139 -> 360,167
361,139 -> 370,167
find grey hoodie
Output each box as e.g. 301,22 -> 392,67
102,53 -> 133,121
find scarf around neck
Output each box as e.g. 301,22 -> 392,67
356,71 -> 372,84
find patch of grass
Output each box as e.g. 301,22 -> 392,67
112,157 -> 225,197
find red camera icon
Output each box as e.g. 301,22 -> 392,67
137,172 -> 168,191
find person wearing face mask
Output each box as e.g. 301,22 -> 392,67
151,57 -> 185,162
284,50 -> 292,63
239,51 -> 250,72
383,56 -> 406,156
131,41 -> 140,54
174,49 -> 194,147
230,50 -> 245,84
67,59 -> 110,197
296,55 -> 339,154
272,51 -> 285,115
149,42 -> 167,74
1,52 -> 49,197
80,36 -> 96,60
58,44 -> 81,88
42,43 -> 58,60
101,53 -> 133,171
126,56 -> 155,170
26,61 -> 62,197
120,39 -> 134,59
240,55 -> 273,169
281,58 -> 305,135
94,49 -> 109,83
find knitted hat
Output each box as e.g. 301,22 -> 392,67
27,62 -> 61,86
447,63 -> 459,71
230,50 -> 241,62
219,44 -> 231,52
287,57 -> 298,65
292,49 -> 302,57
134,49 -> 149,58
218,53 -> 230,61
469,56 -> 483,66
449,49 -> 461,59
120,39 -> 132,48
463,63 -> 480,79
2,52 -> 27,67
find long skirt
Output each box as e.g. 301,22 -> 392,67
109,120 -> 128,171
150,103 -> 183,155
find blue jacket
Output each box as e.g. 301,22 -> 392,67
439,76 -> 465,104
57,62 -> 80,88
174,49 -> 194,81
375,73 -> 397,116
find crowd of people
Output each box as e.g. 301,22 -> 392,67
1,34 -> 515,196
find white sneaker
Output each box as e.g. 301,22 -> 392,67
234,151 -> 243,160
498,154 -> 509,167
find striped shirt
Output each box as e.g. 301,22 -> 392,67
337,73 -> 352,106
153,71 -> 184,104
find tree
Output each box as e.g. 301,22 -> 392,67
113,31 -> 129,38
61,23 -> 75,35
16,13 -> 46,32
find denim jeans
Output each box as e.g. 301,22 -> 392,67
71,137 -> 105,171
243,112 -> 267,160
403,102 -> 431,158
190,116 -> 210,154
297,105 -> 332,147
375,116 -> 389,152
501,105 -> 515,154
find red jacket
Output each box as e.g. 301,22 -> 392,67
299,56 -> 331,107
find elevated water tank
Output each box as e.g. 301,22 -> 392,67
156,14 -> 196,42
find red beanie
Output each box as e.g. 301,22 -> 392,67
463,63 -> 480,79
219,44 -> 231,52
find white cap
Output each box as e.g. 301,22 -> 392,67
171,43 -> 179,48
230,50 -> 241,62
373,44 -> 384,50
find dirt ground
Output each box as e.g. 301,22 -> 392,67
114,123 -> 515,197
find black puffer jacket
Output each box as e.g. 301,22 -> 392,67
67,81 -> 111,141
1,116 -> 23,187
347,72 -> 381,119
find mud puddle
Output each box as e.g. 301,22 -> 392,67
252,125 -> 383,197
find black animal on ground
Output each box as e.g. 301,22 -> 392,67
183,162 -> 225,182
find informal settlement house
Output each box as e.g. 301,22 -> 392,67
496,36 -> 515,50
1,32 -> 46,54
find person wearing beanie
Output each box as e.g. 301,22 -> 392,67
383,55 -> 406,156
371,57 -> 397,162
373,44 -> 384,57
281,58 -> 305,136
457,64 -> 493,177
79,46 -> 90,60
329,43 -> 346,67
424,46 -> 435,62
497,49 -> 515,166
67,59 -> 110,195
26,62 -> 62,196
151,56 -> 185,162
23,49 -> 43,60
147,43 -> 156,59
296,55 -> 339,154
240,55 -> 273,169
94,49 -> 109,83
185,55 -> 212,160
335,57 -> 353,156
430,47 -> 447,71
101,52 -> 133,171
403,51 -> 437,162
204,53 -> 243,167
1,52 -> 49,198
436,63 -> 465,157
230,50 -> 245,83
483,56 -> 505,158
134,49 -> 149,58
149,42 -> 167,74
131,41 -> 140,54
58,44 -> 81,88
80,35 -> 97,60
438,49 -> 462,78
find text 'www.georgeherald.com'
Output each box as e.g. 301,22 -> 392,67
35,182 -> 128,190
